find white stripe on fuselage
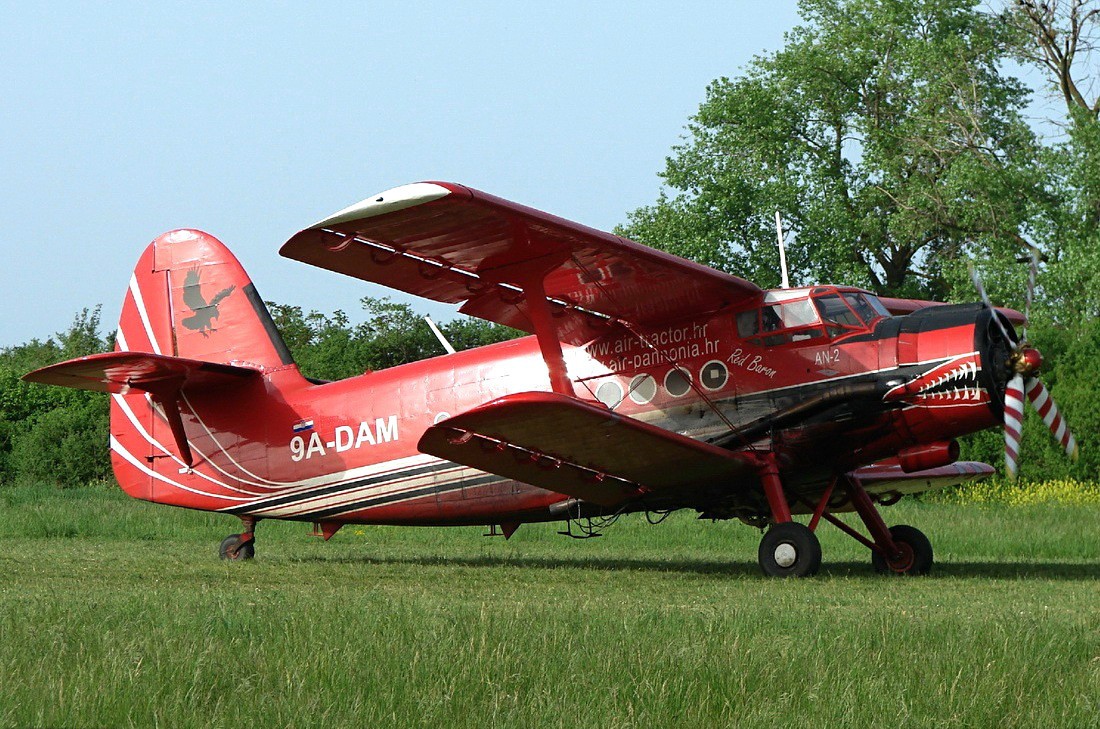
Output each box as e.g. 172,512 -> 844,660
110,435 -> 251,502
239,463 -> 473,519
112,394 -> 269,496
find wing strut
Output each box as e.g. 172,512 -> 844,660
524,273 -> 574,396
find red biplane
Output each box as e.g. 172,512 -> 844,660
25,182 -> 1078,576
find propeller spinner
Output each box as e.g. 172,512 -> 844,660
969,258 -> 1079,480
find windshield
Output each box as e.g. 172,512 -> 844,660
814,294 -> 863,328
813,291 -> 889,334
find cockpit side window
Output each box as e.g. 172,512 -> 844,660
813,294 -> 863,330
737,310 -> 759,337
777,299 -> 818,328
735,298 -> 824,346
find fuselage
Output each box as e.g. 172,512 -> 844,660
110,285 -> 1008,527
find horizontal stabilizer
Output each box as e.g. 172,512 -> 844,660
25,352 -> 259,468
418,391 -> 756,507
23,351 -> 259,396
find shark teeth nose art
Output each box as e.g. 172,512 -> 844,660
884,355 -> 987,405
917,361 -> 981,399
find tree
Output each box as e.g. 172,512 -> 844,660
1010,0 -> 1100,119
620,0 -> 1048,300
0,308 -> 112,486
1005,0 -> 1100,322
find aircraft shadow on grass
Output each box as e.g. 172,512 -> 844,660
290,553 -> 1099,580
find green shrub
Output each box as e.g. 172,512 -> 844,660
8,396 -> 110,487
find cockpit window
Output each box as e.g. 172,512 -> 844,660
736,310 -> 759,338
736,298 -> 824,345
863,294 -> 891,320
813,294 -> 863,329
776,299 -> 818,328
843,293 -> 877,325
738,289 -> 892,346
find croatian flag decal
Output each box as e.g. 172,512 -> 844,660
292,419 -> 314,433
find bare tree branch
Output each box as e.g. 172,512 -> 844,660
1013,0 -> 1100,116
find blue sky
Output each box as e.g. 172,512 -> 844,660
0,2 -> 806,347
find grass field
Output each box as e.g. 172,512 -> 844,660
0,485 -> 1098,728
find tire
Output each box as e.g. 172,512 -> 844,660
219,533 -> 256,561
758,522 -> 822,577
872,524 -> 932,575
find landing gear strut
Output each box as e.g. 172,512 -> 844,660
749,455 -> 934,577
753,452 -> 822,577
814,476 -> 934,576
219,516 -> 257,561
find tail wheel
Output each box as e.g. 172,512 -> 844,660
219,533 -> 255,561
758,522 -> 822,578
871,525 -> 932,575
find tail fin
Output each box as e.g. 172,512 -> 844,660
119,229 -> 294,370
25,230 -> 295,506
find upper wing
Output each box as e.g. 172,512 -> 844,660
281,182 -> 761,345
418,391 -> 758,507
880,296 -> 1025,326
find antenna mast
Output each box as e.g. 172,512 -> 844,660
775,210 -> 790,289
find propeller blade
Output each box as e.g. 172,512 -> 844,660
1022,251 -> 1038,342
1003,374 -> 1025,482
1025,377 -> 1079,462
967,262 -> 1015,348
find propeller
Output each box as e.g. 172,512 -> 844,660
968,256 -> 1079,480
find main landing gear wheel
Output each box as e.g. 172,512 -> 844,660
871,525 -> 933,575
219,533 -> 255,561
758,522 -> 822,577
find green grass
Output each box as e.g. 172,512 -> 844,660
0,486 -> 1098,728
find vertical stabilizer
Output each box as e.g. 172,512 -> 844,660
119,229 -> 294,371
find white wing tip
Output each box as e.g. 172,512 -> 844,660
309,182 -> 453,229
